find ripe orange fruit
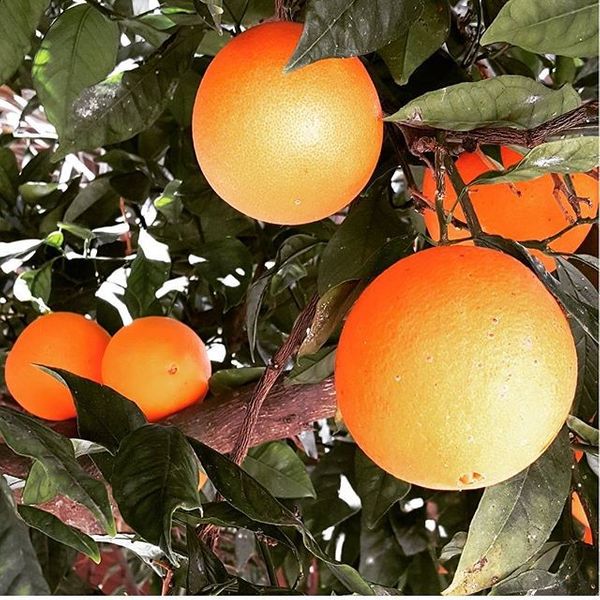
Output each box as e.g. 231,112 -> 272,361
335,245 -> 577,490
422,147 -> 599,271
101,317 -> 211,422
572,492 -> 593,544
5,312 -> 110,421
192,21 -> 383,225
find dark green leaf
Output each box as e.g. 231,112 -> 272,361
112,424 -> 201,563
243,441 -> 316,498
379,0 -> 449,85
55,27 -> 203,158
481,0 -> 598,58
186,524 -> 231,593
0,0 -> 48,84
287,0 -> 423,71
469,138 -> 599,185
22,460 -> 57,505
45,368 -> 147,454
18,261 -> 54,305
208,367 -> 265,395
0,147 -> 19,202
318,179 -> 413,293
0,477 -> 49,594
154,179 -> 183,222
355,450 -> 411,528
287,346 -> 335,384
18,504 -> 100,563
439,531 -> 467,562
444,429 -> 571,595
386,75 -> 581,130
0,407 -> 115,535
63,177 -> 119,224
32,4 -> 119,136
359,518 -> 405,586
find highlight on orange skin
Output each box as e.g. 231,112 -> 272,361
422,147 -> 599,271
192,21 -> 383,225
5,312 -> 110,421
101,317 -> 211,422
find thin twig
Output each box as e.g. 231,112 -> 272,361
434,145 -> 449,243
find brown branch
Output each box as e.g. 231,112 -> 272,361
397,101 -> 599,155
0,377 -> 337,534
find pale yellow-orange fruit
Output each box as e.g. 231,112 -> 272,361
192,21 -> 383,225
335,245 -> 577,490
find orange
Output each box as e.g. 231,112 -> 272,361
192,21 -> 383,225
101,317 -> 211,422
5,312 -> 110,421
335,246 -> 577,490
572,491 -> 593,545
422,147 -> 599,271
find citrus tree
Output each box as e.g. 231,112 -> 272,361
0,0 -> 598,595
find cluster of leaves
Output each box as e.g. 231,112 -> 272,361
0,0 -> 598,595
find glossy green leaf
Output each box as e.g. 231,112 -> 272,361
469,137 -> 599,185
55,27 -> 203,159
243,441 -> 316,498
186,524 -> 231,593
386,75 -> 581,130
287,0 -> 423,70
287,346 -> 336,384
0,477 -> 49,594
0,407 -> 115,535
0,0 -> 48,84
209,367 -> 265,395
17,261 -> 53,304
112,424 -> 201,563
444,429 -> 571,595
45,368 -> 146,454
379,0 -> 449,85
18,505 -> 100,563
355,450 -> 411,528
318,179 -> 414,293
481,0 -> 598,58
359,519 -> 406,586
32,4 -> 119,136
22,460 -> 57,505
63,177 -> 119,224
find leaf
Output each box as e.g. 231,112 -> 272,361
111,424 -> 201,563
193,238 -> 253,310
186,524 -> 231,593
379,0 -> 450,85
243,441 -> 316,499
0,477 -> 49,595
439,531 -> 468,562
287,0 -> 423,71
45,368 -> 147,454
200,0 -> 223,30
63,177 -> 119,224
0,407 -> 115,535
567,415 -> 599,447
287,346 -> 336,384
22,460 -> 57,505
443,429 -> 571,596
481,0 -> 598,58
55,26 -> 203,159
469,137 -> 599,185
209,367 -> 265,395
18,505 -> 100,563
0,0 -> 48,84
0,147 -> 19,202
154,179 -> 183,222
354,450 -> 411,528
123,244 -> 171,319
318,179 -> 414,293
386,75 -> 581,130
359,519 -> 405,586
17,261 -> 54,305
32,4 -> 119,136
187,438 -> 374,595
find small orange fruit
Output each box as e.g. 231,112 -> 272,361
335,245 -> 577,490
5,312 -> 110,421
422,147 -> 599,271
572,491 -> 593,545
101,317 -> 211,422
192,21 -> 383,225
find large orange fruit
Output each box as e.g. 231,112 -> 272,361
101,317 -> 211,422
335,245 -> 577,490
422,147 -> 599,271
5,312 -> 110,421
192,21 -> 383,225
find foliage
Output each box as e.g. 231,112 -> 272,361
0,0 -> 597,595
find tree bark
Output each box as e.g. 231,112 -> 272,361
0,378 -> 337,534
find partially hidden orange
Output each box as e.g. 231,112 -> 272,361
5,312 -> 110,421
572,491 -> 593,545
422,147 -> 598,271
335,245 -> 577,490
101,317 -> 211,422
192,21 -> 383,225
